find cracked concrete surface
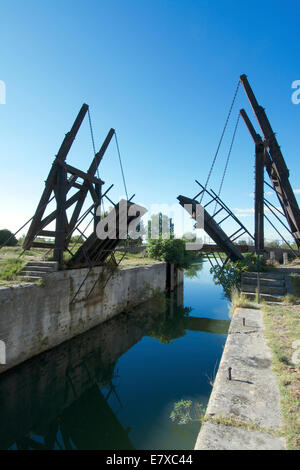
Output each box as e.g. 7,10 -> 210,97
195,308 -> 286,450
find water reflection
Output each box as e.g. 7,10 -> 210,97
0,264 -> 230,450
184,261 -> 204,279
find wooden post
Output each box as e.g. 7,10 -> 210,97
255,142 -> 264,253
94,183 -> 102,232
54,165 -> 67,268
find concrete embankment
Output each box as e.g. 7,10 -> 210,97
0,263 -> 168,374
0,299 -> 166,449
195,307 -> 286,450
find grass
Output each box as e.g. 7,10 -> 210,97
262,301 -> 300,450
230,290 -> 259,312
113,250 -> 161,269
280,294 -> 300,305
203,414 -> 283,437
282,257 -> 300,269
0,257 -> 25,281
0,245 -> 50,262
0,244 -> 160,286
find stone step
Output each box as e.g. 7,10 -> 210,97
241,283 -> 286,295
19,275 -> 43,282
26,261 -> 58,270
242,272 -> 285,280
22,265 -> 54,273
241,277 -> 285,287
241,292 -> 284,303
20,270 -> 48,278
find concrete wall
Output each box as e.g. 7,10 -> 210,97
0,298 -> 166,449
0,263 -> 167,374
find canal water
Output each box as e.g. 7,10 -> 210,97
0,261 -> 230,450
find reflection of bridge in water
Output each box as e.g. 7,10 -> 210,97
0,302 -> 150,450
0,288 -> 229,450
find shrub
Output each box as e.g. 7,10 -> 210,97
146,238 -> 195,269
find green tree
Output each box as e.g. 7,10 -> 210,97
265,240 -> 281,248
0,229 -> 18,247
146,238 -> 195,269
149,303 -> 192,344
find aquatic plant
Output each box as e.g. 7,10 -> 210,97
170,400 -> 206,425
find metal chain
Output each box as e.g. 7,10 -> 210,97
88,108 -> 107,215
200,80 -> 240,204
114,131 -> 129,200
87,108 -> 100,178
213,112 -> 241,214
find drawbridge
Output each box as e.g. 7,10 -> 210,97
2,104 -> 143,275
0,103 -> 145,302
178,74 -> 300,270
178,188 -> 249,263
67,199 -> 140,269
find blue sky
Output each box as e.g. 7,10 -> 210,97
1,0 -> 300,242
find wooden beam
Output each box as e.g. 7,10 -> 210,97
70,182 -> 83,190
64,164 -> 104,186
94,183 -> 102,232
23,104 -> 89,250
54,165 -> 67,267
87,128 -> 115,176
32,242 -> 55,249
35,190 -> 82,234
38,230 -> 56,237
255,142 -> 264,252
240,105 -> 300,248
240,74 -> 289,176
240,108 -> 261,145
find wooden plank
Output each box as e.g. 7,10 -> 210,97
70,181 -> 83,190
65,164 -> 104,186
32,242 -> 55,249
38,230 -> 56,237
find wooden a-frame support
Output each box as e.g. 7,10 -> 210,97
240,75 -> 300,249
23,103 -> 115,268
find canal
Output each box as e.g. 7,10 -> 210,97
0,260 -> 230,450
